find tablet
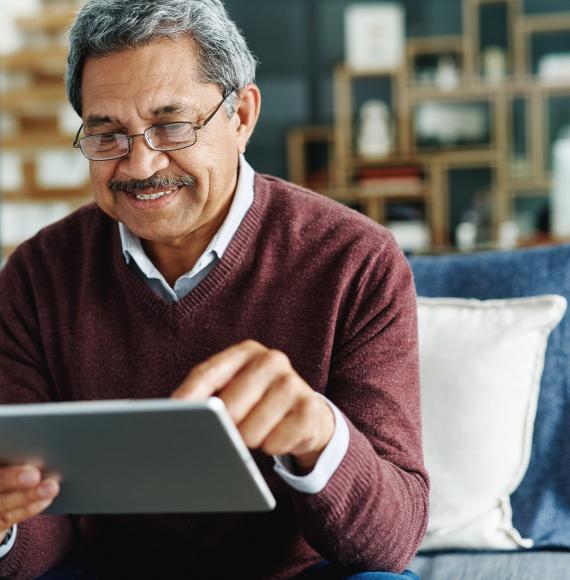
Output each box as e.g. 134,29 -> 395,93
0,397 -> 276,514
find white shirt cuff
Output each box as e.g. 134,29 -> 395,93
0,525 -> 17,559
273,395 -> 349,494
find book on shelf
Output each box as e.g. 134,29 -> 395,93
355,166 -> 425,196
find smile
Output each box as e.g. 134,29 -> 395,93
134,186 -> 179,201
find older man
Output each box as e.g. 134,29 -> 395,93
0,1 -> 427,578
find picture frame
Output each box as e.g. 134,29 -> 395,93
345,3 -> 405,71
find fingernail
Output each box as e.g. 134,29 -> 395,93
38,480 -> 58,498
20,468 -> 39,486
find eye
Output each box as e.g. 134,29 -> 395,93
154,123 -> 194,143
83,132 -> 127,154
96,133 -> 123,145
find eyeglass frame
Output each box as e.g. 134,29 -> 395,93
72,90 -> 235,161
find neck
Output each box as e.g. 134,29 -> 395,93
138,160 -> 242,287
142,205 -> 229,287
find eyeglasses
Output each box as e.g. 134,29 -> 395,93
72,91 -> 233,161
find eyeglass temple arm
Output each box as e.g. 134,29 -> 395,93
194,89 -> 236,130
72,124 -> 84,148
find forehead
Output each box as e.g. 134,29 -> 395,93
81,37 -> 212,120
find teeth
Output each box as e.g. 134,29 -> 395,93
135,187 -> 177,201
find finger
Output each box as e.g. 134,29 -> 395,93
219,350 -> 293,424
0,466 -> 41,492
0,479 -> 59,518
171,340 -> 266,400
0,498 -> 56,532
237,375 -> 299,448
261,396 -> 328,457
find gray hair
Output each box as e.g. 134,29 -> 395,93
65,0 -> 257,117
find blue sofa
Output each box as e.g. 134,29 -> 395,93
407,243 -> 570,580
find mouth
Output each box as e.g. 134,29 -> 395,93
132,186 -> 180,201
123,185 -> 183,210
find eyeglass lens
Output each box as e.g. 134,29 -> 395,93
149,123 -> 197,148
81,134 -> 131,159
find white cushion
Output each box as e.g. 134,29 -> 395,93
418,295 -> 567,551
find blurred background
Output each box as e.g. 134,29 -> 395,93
1,0 -> 570,258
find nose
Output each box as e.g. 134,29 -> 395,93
118,134 -> 170,180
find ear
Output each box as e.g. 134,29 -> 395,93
233,84 -> 261,155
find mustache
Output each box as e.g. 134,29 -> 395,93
108,173 -> 197,194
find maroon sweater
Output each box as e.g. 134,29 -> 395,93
0,174 -> 428,579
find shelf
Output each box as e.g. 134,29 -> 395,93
406,78 -> 570,101
318,184 -> 426,202
351,149 -> 499,167
15,11 -> 76,32
2,86 -> 68,114
337,64 -> 402,79
416,150 -> 499,165
2,46 -> 68,74
357,184 -> 426,199
508,177 -> 552,195
350,155 -> 425,168
527,82 -> 570,97
314,187 -> 356,203
406,36 -> 463,54
466,0 -> 517,6
518,12 -> 570,34
407,82 -> 506,101
2,190 -> 90,203
2,134 -> 76,151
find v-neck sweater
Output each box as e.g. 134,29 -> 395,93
0,173 -> 428,579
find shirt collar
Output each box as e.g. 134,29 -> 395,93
118,155 -> 254,281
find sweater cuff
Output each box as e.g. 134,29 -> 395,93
0,526 -> 17,559
273,396 -> 349,494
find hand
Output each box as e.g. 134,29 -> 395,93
172,340 -> 335,473
0,465 -> 59,543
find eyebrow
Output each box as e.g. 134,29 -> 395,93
84,103 -> 198,130
151,102 -> 194,116
84,115 -> 118,129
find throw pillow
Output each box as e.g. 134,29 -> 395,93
417,295 -> 567,551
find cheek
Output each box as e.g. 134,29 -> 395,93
170,152 -> 209,192
89,161 -> 122,194
89,162 -> 120,213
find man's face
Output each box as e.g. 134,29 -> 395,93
81,38 -> 242,249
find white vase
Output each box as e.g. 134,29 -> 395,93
357,100 -> 393,158
551,130 -> 570,238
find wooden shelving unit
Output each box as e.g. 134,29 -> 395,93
288,0 -> 570,250
1,1 -> 86,259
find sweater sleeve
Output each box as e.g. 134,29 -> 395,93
291,236 -> 429,573
0,250 -> 76,579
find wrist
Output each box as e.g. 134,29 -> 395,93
292,401 -> 335,474
293,449 -> 323,475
